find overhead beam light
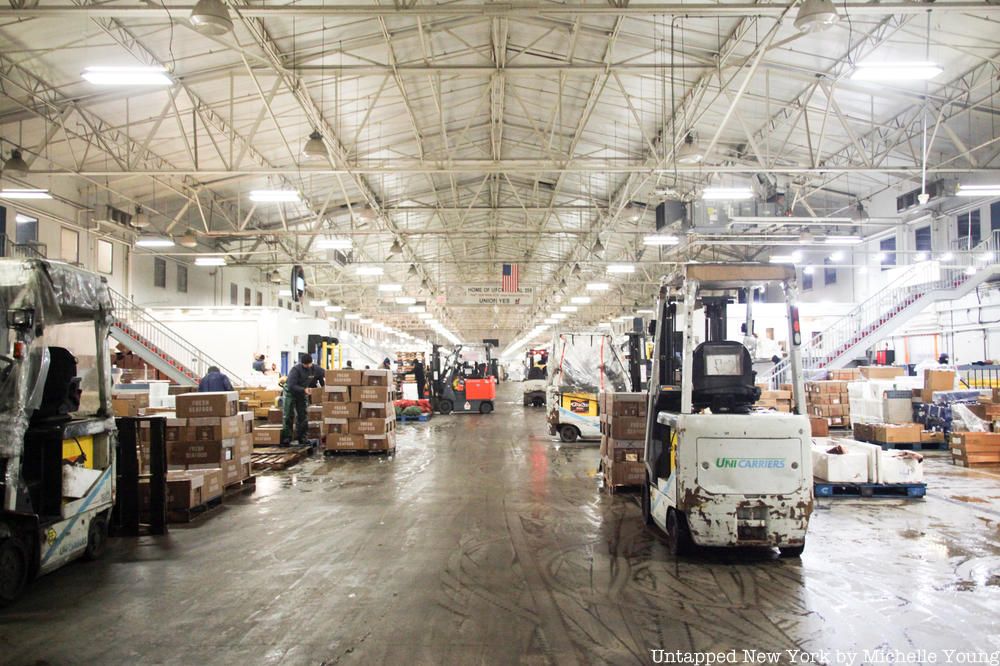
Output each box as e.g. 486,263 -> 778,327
377,283 -> 403,292
702,187 -> 754,201
324,305 -> 343,312
607,264 -> 635,274
730,216 -> 854,225
635,309 -> 654,315
794,0 -> 839,32
344,313 -> 361,320
308,299 -> 328,307
824,236 -> 863,245
544,318 -> 558,324
676,132 -> 705,165
396,296 -> 417,305
0,189 -> 52,199
405,303 -> 423,311
82,66 -> 173,86
551,313 -> 568,320
195,256 -> 227,266
586,282 -> 610,291
418,312 -> 433,319
570,296 -> 591,304
643,234 -> 680,246
956,184 -> 1000,197
356,266 -> 384,276
3,149 -> 29,175
301,130 -> 328,160
316,237 -> 352,250
189,0 -> 233,35
560,305 -> 579,312
249,189 -> 300,203
135,235 -> 175,248
851,61 -> 942,82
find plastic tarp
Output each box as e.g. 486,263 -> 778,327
550,332 -> 629,394
0,259 -> 114,459
847,377 -> 921,425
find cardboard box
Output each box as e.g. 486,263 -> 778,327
811,404 -> 846,417
599,392 -> 648,417
255,389 -> 282,403
811,446 -> 868,483
858,366 -> 905,380
175,391 -> 238,418
325,433 -> 366,451
252,425 -> 284,446
186,415 -> 244,442
920,430 -> 945,444
806,381 -> 848,394
323,402 -> 360,419
324,385 -> 351,403
873,423 -> 922,444
878,449 -> 924,484
307,421 -> 326,440
809,417 -> 830,437
112,398 -> 146,417
324,418 -> 350,434
600,436 -> 645,457
362,369 -> 393,386
363,432 -> 396,452
221,456 -> 252,486
360,405 -> 391,419
267,408 -> 283,424
829,369 -> 861,381
325,369 -> 364,386
831,438 -> 881,483
349,417 -> 395,435
140,469 -> 224,511
167,439 -> 236,466
351,385 -> 391,403
852,422 -> 876,443
922,369 -> 956,402
307,387 -> 325,405
602,456 -> 645,486
602,416 -> 647,440
253,407 -> 270,419
237,411 -> 254,433
307,405 -> 324,420
760,390 -> 792,400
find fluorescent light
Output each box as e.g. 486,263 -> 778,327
977,252 -> 994,263
829,251 -> 845,262
824,236 -> 863,245
851,61 -> 942,82
356,266 -> 384,276
702,187 -> 754,200
377,284 -> 403,292
396,296 -> 417,305
598,322 -> 612,329
406,304 -> 424,312
914,252 -> 928,262
82,66 -> 172,86
15,214 -> 34,223
803,266 -> 815,275
544,318 -> 558,324
135,235 -> 174,248
249,189 -> 300,203
731,216 -> 854,225
643,234 -> 680,246
570,296 -> 591,305
636,309 -> 654,315
324,305 -> 342,312
770,251 -> 802,264
0,189 -> 51,199
316,237 -> 352,250
418,312 -> 433,319
939,252 -> 954,262
956,184 -> 1000,197
965,266 -> 977,276
607,264 -> 635,274
278,289 -> 292,296
551,313 -> 568,320
877,252 -> 888,263
195,256 -> 226,266
308,299 -> 328,307
560,305 -> 578,313
586,282 -> 610,291
360,318 -> 374,324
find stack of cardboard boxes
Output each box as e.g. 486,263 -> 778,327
755,388 -> 792,412
112,390 -> 150,417
951,431 -> 1000,467
239,388 -> 282,421
598,392 -> 647,489
324,369 -> 397,454
806,381 -> 851,430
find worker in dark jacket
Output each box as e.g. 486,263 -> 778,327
282,354 -> 323,445
199,366 -> 233,392
413,358 -> 427,399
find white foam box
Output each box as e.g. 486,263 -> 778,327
811,445 -> 869,483
831,438 -> 881,483
877,449 -> 924,484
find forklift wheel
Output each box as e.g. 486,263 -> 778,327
479,401 -> 494,415
83,515 -> 109,561
0,537 -> 29,606
559,425 -> 579,443
666,510 -> 694,557
780,545 -> 805,558
438,399 -> 454,415
641,475 -> 653,526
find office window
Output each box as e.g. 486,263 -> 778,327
15,213 -> 37,244
957,210 -> 981,248
802,270 -> 813,290
256,291 -> 263,306
880,237 -> 897,270
244,287 -> 251,307
824,258 -> 837,285
230,283 -> 238,305
177,265 -> 188,293
914,226 -> 932,252
96,239 -> 113,274
60,227 -> 79,264
154,257 -> 167,288
991,201 -> 1000,234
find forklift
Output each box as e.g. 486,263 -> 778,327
641,263 -> 812,557
1,259 -> 117,604
522,348 -> 548,407
430,343 -> 497,414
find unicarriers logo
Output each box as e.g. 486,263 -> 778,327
715,457 -> 786,469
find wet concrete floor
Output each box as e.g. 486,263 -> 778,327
2,382 -> 1000,665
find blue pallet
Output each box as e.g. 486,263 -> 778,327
876,441 -> 948,451
396,413 -> 430,422
815,481 -> 926,499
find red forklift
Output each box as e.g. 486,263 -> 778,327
430,343 -> 497,414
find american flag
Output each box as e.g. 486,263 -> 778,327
501,263 -> 519,292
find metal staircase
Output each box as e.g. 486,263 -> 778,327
768,233 -> 1000,386
108,289 -> 245,387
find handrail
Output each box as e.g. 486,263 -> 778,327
108,288 -> 246,386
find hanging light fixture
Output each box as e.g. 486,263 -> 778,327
178,231 -> 199,248
269,269 -> 282,284
387,239 -> 403,256
301,130 -> 328,160
593,237 -> 605,255
572,263 -> 581,275
190,0 -> 234,35
794,0 -> 839,32
132,205 -> 150,228
676,133 -> 705,165
407,264 -> 418,277
3,149 -> 29,175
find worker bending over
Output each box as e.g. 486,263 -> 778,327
282,353 -> 325,446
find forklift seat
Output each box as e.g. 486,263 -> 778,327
691,341 -> 760,413
32,346 -> 81,420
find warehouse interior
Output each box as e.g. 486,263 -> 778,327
1,0 -> 1000,663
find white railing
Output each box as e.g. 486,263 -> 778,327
109,289 -> 246,386
767,231 -> 998,386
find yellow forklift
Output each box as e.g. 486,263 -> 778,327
1,259 -> 117,604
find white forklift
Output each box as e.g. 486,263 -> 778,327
1,259 -> 117,603
640,263 -> 812,557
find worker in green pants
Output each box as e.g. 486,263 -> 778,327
281,353 -> 324,446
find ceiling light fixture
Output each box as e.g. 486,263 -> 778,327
635,309 -> 654,315
544,317 -> 558,325
356,266 -> 384,276
823,236 -> 863,245
195,256 -> 227,266
325,305 -> 343,312
387,239 -> 403,256
676,132 -> 705,164
607,264 -> 635,274
570,296 -> 591,305
404,303 -> 423,311
407,264 -> 418,277
956,184 -> 1000,197
189,0 -> 233,35
560,305 -> 578,313
249,189 -> 300,203
377,283 -> 403,292
730,216 -> 854,225
851,61 -> 942,82
939,252 -> 954,262
269,269 -> 282,284
643,234 -> 680,246
135,235 -> 174,248
914,252 -> 928,262
418,312 -> 433,319
132,205 -> 150,229
3,149 -> 29,175
592,237 -> 605,255
794,0 -> 840,32
396,296 -> 417,305
702,187 -> 754,201
344,313 -> 361,320
803,266 -> 815,275
0,189 -> 51,199
308,299 -> 328,307
316,237 -> 352,250
586,282 -> 610,291
551,313 -> 568,320
301,130 -> 328,160
82,66 -> 173,86
278,289 -> 292,297
829,251 -> 845,262
178,231 -> 199,248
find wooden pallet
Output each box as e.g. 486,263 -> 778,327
164,495 -> 224,524
224,475 -> 256,497
251,446 -> 312,471
323,448 -> 396,457
814,481 -> 926,499
875,441 -> 948,451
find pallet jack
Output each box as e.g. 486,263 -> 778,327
430,343 -> 497,414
